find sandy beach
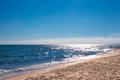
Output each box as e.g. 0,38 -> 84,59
2,49 -> 120,80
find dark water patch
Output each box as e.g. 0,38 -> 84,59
0,50 -> 11,52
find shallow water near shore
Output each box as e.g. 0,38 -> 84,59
0,44 -> 115,79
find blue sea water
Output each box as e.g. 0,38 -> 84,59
0,44 -> 114,78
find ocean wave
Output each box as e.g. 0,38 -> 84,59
0,44 -> 114,78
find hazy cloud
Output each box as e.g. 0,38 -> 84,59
110,33 -> 120,37
0,37 -> 120,44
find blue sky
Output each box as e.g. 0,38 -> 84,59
0,0 -> 120,44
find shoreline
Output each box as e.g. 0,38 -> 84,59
1,49 -> 120,80
0,50 -> 112,79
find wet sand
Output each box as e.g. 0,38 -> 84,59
2,49 -> 120,80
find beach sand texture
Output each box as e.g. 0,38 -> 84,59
2,49 -> 120,80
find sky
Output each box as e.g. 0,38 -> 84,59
0,0 -> 120,44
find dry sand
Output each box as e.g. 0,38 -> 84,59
1,49 -> 120,80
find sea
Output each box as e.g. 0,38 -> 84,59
0,44 -> 118,79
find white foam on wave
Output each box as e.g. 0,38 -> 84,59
64,54 -> 97,63
0,61 -> 63,79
